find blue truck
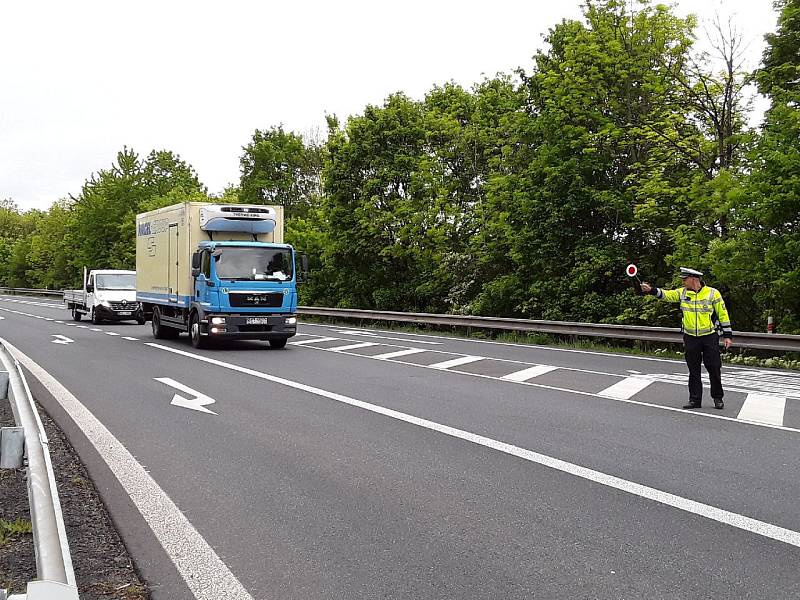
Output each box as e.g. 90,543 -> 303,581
135,202 -> 307,349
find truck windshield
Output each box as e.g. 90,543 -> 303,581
95,274 -> 136,290
215,248 -> 293,281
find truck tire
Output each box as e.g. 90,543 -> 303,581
269,338 -> 288,349
189,312 -> 208,349
152,308 -> 178,339
72,307 -> 82,321
91,309 -> 102,325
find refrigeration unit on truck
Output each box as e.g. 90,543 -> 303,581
136,202 -> 306,349
64,268 -> 145,324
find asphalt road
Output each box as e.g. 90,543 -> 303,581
1,294 -> 799,599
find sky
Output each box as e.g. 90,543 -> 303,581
0,0 -> 780,212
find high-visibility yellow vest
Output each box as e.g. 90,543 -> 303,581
655,285 -> 733,337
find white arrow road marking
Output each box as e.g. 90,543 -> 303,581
51,334 -> 74,345
154,377 -> 217,415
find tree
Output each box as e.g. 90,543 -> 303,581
239,126 -> 322,220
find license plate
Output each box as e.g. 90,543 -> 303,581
117,311 -> 132,316
246,317 -> 271,325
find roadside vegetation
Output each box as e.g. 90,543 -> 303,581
1,0 -> 798,335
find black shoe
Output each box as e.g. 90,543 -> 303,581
683,402 -> 702,409
713,399 -> 724,410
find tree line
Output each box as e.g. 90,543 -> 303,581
1,0 -> 797,333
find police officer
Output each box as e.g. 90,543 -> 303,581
641,268 -> 733,410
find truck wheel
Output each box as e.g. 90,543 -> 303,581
152,308 -> 178,339
269,338 -> 288,349
189,313 -> 208,349
91,309 -> 102,325
72,307 -> 82,322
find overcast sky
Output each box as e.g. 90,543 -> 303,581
0,0 -> 779,212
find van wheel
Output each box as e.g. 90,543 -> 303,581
72,308 -> 82,321
91,309 -> 101,325
152,308 -> 178,339
269,338 -> 288,349
190,313 -> 208,349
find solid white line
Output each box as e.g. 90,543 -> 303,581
428,355 -> 483,370
328,342 -> 380,352
737,393 -> 787,426
5,341 -> 253,600
501,364 -> 558,382
289,336 -> 339,346
598,377 -> 655,400
372,348 -> 427,360
146,342 -> 800,549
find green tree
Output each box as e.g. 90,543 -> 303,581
239,126 -> 322,220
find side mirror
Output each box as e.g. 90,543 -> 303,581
86,284 -> 94,293
297,253 -> 310,283
191,252 -> 202,270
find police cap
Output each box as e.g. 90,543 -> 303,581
679,267 -> 703,279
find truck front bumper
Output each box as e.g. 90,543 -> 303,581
202,314 -> 297,340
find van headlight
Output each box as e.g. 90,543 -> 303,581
285,317 -> 297,325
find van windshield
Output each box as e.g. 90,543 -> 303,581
215,248 -> 293,281
96,274 -> 136,290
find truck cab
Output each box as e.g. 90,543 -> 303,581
189,241 -> 300,346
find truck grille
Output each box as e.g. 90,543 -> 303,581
110,301 -> 139,310
228,293 -> 283,308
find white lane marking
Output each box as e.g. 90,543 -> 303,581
76,325 -> 89,329
155,377 -> 218,415
501,364 -> 558,382
51,335 -> 74,345
372,348 -> 427,360
333,330 -> 443,345
55,320 -> 65,324
146,342 -> 800,549
5,341 -> 254,600
293,337 -> 800,435
122,337 -> 139,341
737,394 -> 787,426
301,323 -> 787,373
428,355 -> 483,370
328,342 -> 380,352
90,328 -> 103,332
0,315 -> 3,320
627,370 -> 642,374
599,377 -> 655,400
289,336 -> 339,346
104,331 -> 120,336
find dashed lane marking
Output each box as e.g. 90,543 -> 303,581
599,377 -> 655,400
501,364 -> 558,382
372,348 -> 427,360
328,342 -> 380,352
289,336 -> 339,346
737,393 -> 787,426
428,355 -> 484,370
122,337 -> 140,341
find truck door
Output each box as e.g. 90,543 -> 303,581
168,223 -> 179,303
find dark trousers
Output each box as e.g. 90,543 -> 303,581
683,333 -> 724,402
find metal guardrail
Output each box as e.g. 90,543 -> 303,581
0,287 -> 62,298
0,287 -> 796,352
0,339 -> 79,600
297,306 -> 800,353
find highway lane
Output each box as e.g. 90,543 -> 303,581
1,296 -> 799,598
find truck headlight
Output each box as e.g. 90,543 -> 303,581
285,317 -> 297,325
211,316 -> 226,325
